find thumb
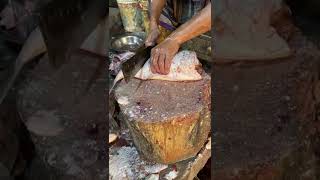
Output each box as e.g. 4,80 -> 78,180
145,40 -> 155,47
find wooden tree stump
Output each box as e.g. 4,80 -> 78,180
114,72 -> 211,164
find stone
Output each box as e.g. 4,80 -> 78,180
115,71 -> 211,164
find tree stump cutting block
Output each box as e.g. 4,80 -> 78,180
114,72 -> 211,164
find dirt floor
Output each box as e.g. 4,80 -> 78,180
14,54 -> 107,180
212,16 -> 320,179
214,59 -> 299,169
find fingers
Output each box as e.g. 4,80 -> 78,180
158,53 -> 166,74
151,50 -> 173,75
150,49 -> 155,73
150,60 -> 156,73
149,37 -> 180,75
164,55 -> 172,75
145,41 -> 153,47
151,51 -> 160,73
151,48 -> 168,75
145,34 -> 153,47
145,38 -> 155,47
145,28 -> 160,47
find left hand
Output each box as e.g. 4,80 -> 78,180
144,21 -> 160,47
150,38 -> 180,75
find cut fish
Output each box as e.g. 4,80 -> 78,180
135,50 -> 202,81
110,50 -> 202,94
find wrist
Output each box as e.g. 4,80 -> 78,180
149,20 -> 159,32
166,35 -> 182,46
150,17 -> 159,27
165,37 -> 182,48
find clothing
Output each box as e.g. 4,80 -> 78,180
160,0 -> 209,30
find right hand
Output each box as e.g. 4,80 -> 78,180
150,38 -> 180,75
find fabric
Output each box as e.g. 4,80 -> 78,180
160,0 -> 209,28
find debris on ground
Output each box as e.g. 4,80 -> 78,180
109,129 -> 211,180
109,146 -> 168,179
17,53 -> 107,179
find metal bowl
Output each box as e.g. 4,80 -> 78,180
111,32 -> 146,52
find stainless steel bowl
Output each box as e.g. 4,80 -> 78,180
111,32 -> 146,52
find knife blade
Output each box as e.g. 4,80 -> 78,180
121,45 -> 153,82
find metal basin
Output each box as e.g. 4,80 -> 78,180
111,33 -> 146,52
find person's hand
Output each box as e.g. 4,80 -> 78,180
145,21 -> 160,47
150,38 -> 180,75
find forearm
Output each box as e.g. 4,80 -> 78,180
149,0 -> 166,25
168,3 -> 212,45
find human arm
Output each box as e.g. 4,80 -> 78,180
144,0 -> 166,47
150,3 -> 212,74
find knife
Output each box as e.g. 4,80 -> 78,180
121,45 -> 153,82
